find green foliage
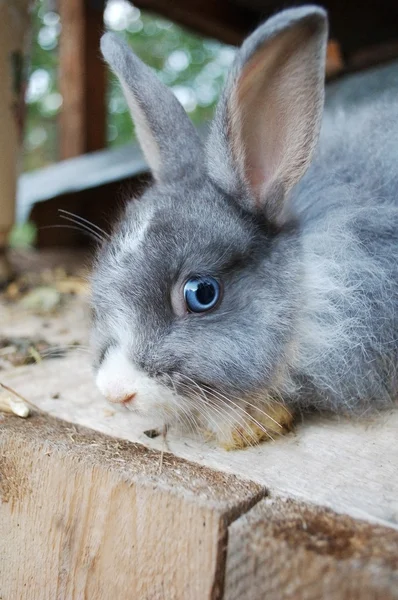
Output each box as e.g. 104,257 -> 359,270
24,0 -> 61,171
105,5 -> 234,146
24,0 -> 234,171
9,221 -> 37,248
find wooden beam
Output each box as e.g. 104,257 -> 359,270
0,0 -> 32,280
58,0 -> 107,159
326,40 -> 344,78
0,414 -> 264,599
132,0 -> 398,75
131,0 -> 258,45
225,498 -> 398,599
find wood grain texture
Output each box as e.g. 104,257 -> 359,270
225,497 -> 398,600
0,414 -> 264,599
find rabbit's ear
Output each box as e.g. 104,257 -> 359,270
207,7 -> 328,224
101,33 -> 202,182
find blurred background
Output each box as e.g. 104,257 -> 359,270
3,0 -> 397,251
25,0 -> 235,172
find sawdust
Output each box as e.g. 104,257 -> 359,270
0,452 -> 31,505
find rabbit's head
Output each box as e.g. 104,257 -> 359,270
91,6 -> 328,446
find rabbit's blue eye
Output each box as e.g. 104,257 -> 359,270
183,276 -> 221,313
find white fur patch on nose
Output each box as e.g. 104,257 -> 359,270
96,348 -> 140,403
95,347 -> 177,416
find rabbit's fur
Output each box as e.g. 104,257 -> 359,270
92,6 -> 398,447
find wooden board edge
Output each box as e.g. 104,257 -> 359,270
225,496 -> 398,599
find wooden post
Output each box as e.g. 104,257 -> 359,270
58,0 -> 107,160
0,1 -> 32,281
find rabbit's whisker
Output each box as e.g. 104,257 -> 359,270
173,380 -> 229,439
175,374 -> 268,445
58,210 -> 111,240
59,214 -> 106,242
177,373 -> 278,440
200,385 -> 276,443
39,224 -> 103,243
163,373 -> 201,436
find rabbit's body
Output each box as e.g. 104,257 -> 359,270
289,96 -> 398,411
93,7 -> 398,448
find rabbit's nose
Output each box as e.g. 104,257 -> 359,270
121,392 -> 137,405
107,392 -> 137,405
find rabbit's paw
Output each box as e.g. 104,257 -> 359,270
219,402 -> 294,450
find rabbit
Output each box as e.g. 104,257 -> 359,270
91,6 -> 398,449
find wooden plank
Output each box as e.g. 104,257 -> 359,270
348,40 -> 398,72
18,123 -> 208,223
16,141 -> 151,246
17,143 -> 147,221
0,414 -> 264,599
58,0 -> 106,159
224,497 -> 398,599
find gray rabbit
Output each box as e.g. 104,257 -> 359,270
91,6 -> 398,449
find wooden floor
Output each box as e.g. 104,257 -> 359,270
1,250 -> 398,599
